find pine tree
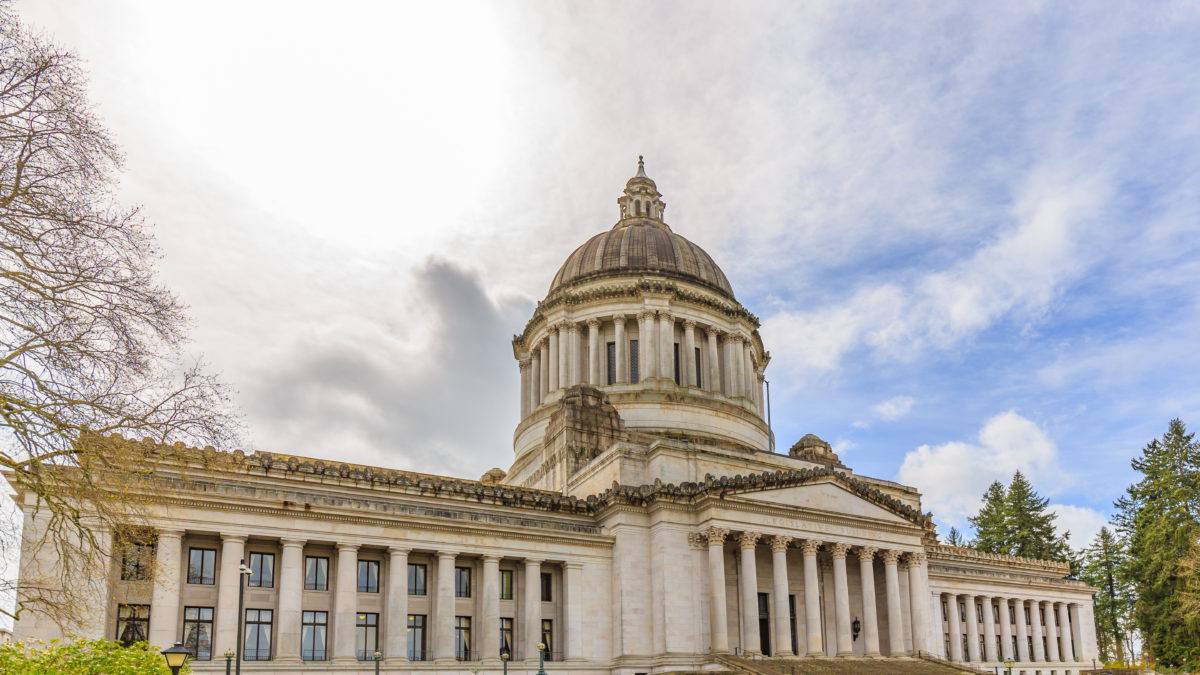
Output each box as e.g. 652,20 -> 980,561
945,526 -> 967,547
1004,470 -> 1071,561
1115,419 -> 1200,668
969,480 -> 1011,554
1078,527 -> 1131,664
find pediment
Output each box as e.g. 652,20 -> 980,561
733,480 -> 913,525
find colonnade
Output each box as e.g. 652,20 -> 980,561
518,311 -> 765,418
146,531 -> 581,664
701,528 -> 928,658
940,593 -> 1083,665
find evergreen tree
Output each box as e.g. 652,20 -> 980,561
1079,527 -> 1132,664
1005,470 -> 1071,561
969,480 -> 1011,554
945,526 -> 967,547
1115,419 -> 1200,668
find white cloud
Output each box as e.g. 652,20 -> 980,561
896,411 -> 1066,526
873,396 -> 916,422
1049,504 -> 1109,549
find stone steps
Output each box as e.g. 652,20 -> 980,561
716,654 -> 986,675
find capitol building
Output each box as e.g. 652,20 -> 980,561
10,161 -> 1099,674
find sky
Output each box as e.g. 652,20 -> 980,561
6,0 -> 1200,580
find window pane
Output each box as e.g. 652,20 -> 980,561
188,548 -> 216,585
541,572 -> 552,602
116,604 -> 150,646
249,552 -> 274,588
500,617 -> 513,657
456,566 -> 471,598
182,606 -> 213,660
500,569 -> 513,600
541,619 -> 553,660
694,346 -> 702,389
305,556 -> 328,591
455,616 -> 472,661
408,614 -> 426,661
629,339 -> 639,382
358,560 -> 380,593
408,563 -> 426,595
302,611 -> 328,661
356,612 -> 379,661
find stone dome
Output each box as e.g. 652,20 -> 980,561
547,157 -> 735,300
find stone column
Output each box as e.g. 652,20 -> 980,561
946,594 -> 963,662
739,338 -> 748,396
1068,603 -> 1086,662
882,551 -> 905,656
982,596 -> 997,662
519,358 -> 531,418
523,559 -> 543,661
738,532 -> 762,654
385,548 -> 409,663
906,553 -> 928,656
148,529 -> 183,648
1059,602 -> 1076,662
770,536 -> 793,655
658,311 -> 674,382
998,599 -> 1014,662
756,372 -> 766,416
614,316 -> 627,384
334,543 -> 360,662
704,527 -> 730,653
565,561 -> 584,660
214,534 -> 246,658
567,323 -> 581,385
857,547 -> 881,657
1030,599 -> 1045,662
547,328 -> 560,393
1014,600 -> 1030,662
587,318 -> 601,385
529,351 -> 541,411
828,543 -> 852,656
1043,601 -> 1059,661
482,555 -> 501,661
801,540 -> 823,656
683,320 -> 697,386
557,323 -> 570,389
638,311 -> 656,380
276,538 -> 305,663
538,339 -> 550,401
965,595 -> 981,662
706,328 -> 721,393
730,335 -> 745,398
722,335 -> 736,397
435,551 -> 457,661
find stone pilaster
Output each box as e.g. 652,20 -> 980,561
213,534 -> 246,659
1058,602 -> 1075,662
523,558 -> 543,661
385,547 -> 410,663
148,529 -> 183,649
703,527 -> 730,653
946,593 -> 963,662
434,551 -> 457,662
1030,599 -> 1045,662
333,543 -> 360,663
519,357 -> 531,419
275,538 -> 305,664
1014,599 -> 1030,662
538,338 -> 550,401
638,311 -> 656,381
706,328 -> 721,393
587,318 -> 602,386
1044,600 -> 1059,661
965,595 -> 981,662
547,327 -> 560,393
905,553 -> 928,655
982,596 -> 998,662
658,310 -> 674,382
998,598 -> 1014,662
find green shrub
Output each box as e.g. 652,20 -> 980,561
0,638 -> 189,674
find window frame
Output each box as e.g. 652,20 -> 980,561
247,551 -> 275,588
407,614 -> 427,661
606,341 -> 616,385
187,547 -> 217,585
356,612 -> 379,661
541,619 -> 554,660
116,603 -> 150,646
243,608 -> 273,661
358,559 -> 380,593
182,606 -> 214,660
455,565 -> 472,598
499,617 -> 514,658
499,569 -> 513,600
540,572 -> 552,602
408,563 -> 427,595
304,555 -> 329,591
120,542 -> 154,581
301,610 -> 328,661
629,339 -> 639,382
455,615 -> 473,661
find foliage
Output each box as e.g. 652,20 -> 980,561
944,526 -> 966,547
0,638 -> 187,674
1077,526 -> 1136,664
1114,419 -> 1200,668
965,471 -> 1070,562
0,0 -> 236,626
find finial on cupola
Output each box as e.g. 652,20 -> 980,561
617,155 -> 667,225
636,154 -> 647,178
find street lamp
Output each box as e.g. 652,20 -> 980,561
374,650 -> 383,674
235,558 -> 254,675
160,642 -> 190,675
537,641 -> 547,675
223,649 -> 234,675
1003,658 -> 1015,675
502,651 -> 510,675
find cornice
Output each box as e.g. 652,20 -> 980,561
926,544 -> 1070,574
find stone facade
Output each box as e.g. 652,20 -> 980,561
6,160 -> 1098,674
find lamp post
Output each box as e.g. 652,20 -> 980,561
235,558 -> 253,675
374,650 -> 383,675
537,642 -> 547,675
223,649 -> 234,675
160,642 -> 190,675
502,651 -> 510,675
1003,659 -> 1015,675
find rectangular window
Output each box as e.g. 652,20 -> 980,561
116,604 -> 149,646
694,347 -> 702,389
673,342 -> 681,384
1011,604 -> 1016,624
996,635 -> 1003,658
500,617 -> 514,658
243,609 -> 273,661
1027,636 -> 1034,656
182,606 -> 214,660
540,572 -> 552,602
305,556 -> 329,591
788,594 -> 798,657
407,614 -> 427,661
942,600 -> 948,622
358,559 -> 380,593
248,552 -> 274,588
961,633 -> 969,656
1025,607 -> 1031,624
976,603 -> 983,623
500,569 -> 513,600
944,634 -> 951,657
301,611 -> 328,661
455,566 -> 472,598
1038,607 -> 1045,625
455,616 -> 472,661
408,563 -> 427,595
629,339 -> 639,382
959,602 -> 966,622
606,342 -> 616,385
120,542 -> 154,581
356,612 -> 379,661
1012,635 -> 1019,656
994,604 -> 1001,623
541,619 -> 554,661
187,548 -> 216,585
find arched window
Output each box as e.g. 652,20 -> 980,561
635,201 -> 642,216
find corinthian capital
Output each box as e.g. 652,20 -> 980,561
800,539 -> 822,556
701,526 -> 729,546
857,545 -> 879,562
770,535 -> 793,553
881,550 -> 902,565
828,542 -> 851,559
903,551 -> 926,569
613,315 -> 626,327
738,531 -> 761,549
682,319 -> 697,330
586,317 -> 602,328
